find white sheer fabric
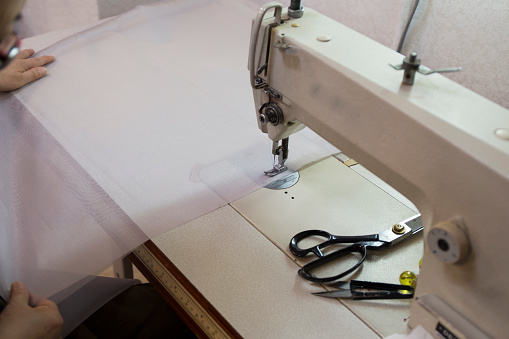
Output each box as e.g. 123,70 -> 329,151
0,95 -> 147,301
0,0 -> 337,308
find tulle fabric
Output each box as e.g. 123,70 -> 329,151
0,0 -> 337,317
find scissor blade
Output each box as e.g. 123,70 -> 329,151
404,214 -> 423,233
378,214 -> 422,245
312,290 -> 353,298
326,281 -> 351,290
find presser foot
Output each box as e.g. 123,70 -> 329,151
264,138 -> 289,177
264,164 -> 288,177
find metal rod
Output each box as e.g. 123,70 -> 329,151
289,0 -> 302,11
288,0 -> 303,18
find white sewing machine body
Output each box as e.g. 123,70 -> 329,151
249,3 -> 509,338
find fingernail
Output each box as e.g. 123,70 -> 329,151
12,281 -> 24,289
38,67 -> 47,76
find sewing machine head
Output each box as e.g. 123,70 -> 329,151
249,2 -> 509,338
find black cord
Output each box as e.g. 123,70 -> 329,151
397,0 -> 421,53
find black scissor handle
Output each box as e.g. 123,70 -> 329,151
298,243 -> 367,283
290,229 -> 336,257
350,290 -> 414,300
290,229 -> 379,258
350,280 -> 410,291
348,280 -> 414,299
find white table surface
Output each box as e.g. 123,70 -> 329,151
152,156 -> 423,338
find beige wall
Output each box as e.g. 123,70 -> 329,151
15,0 -> 98,38
97,0 -> 161,19
15,0 -> 161,38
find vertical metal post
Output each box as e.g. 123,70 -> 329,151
288,0 -> 304,18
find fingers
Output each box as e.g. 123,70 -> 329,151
20,67 -> 48,86
19,54 -> 55,87
13,52 -> 54,89
36,298 -> 64,336
14,48 -> 35,60
21,55 -> 55,71
36,298 -> 59,312
14,49 -> 55,70
8,281 -> 30,306
0,49 -> 55,91
2,282 -> 64,339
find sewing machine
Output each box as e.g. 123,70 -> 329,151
248,2 -> 509,338
7,0 -> 507,336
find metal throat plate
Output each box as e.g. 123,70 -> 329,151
264,171 -> 300,190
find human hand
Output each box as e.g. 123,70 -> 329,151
0,281 -> 63,339
0,48 -> 55,91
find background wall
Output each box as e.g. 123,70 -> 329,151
14,0 -> 509,109
403,0 -> 508,109
15,0 -> 98,38
15,0 -> 161,38
97,0 -> 162,19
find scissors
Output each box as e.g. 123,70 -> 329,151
289,214 -> 422,283
312,280 -> 414,300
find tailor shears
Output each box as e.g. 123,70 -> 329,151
312,280 -> 414,300
289,214 -> 422,283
